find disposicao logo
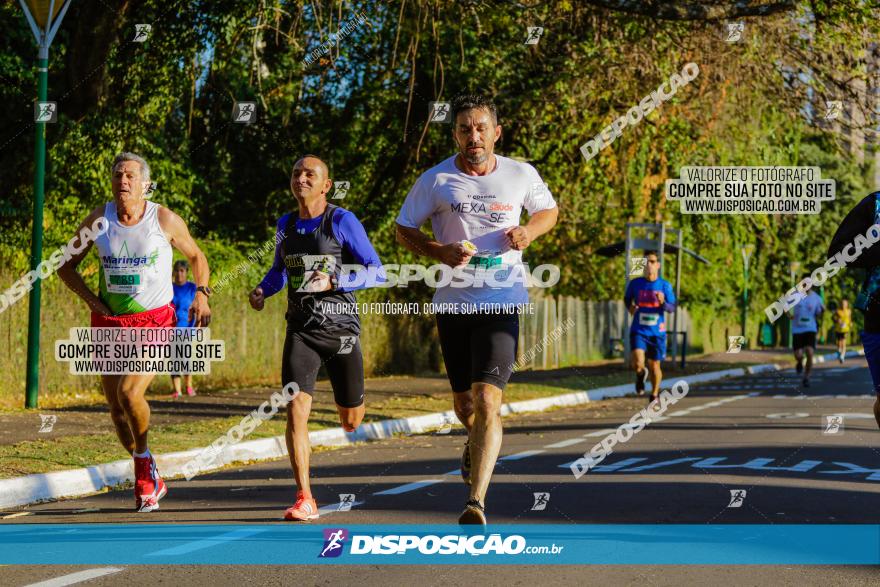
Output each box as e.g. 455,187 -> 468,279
319,528 -> 349,558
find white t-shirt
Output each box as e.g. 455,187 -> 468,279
791,290 -> 824,334
396,154 -> 557,306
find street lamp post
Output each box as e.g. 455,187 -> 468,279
19,0 -> 74,409
741,244 -> 755,347
789,261 -> 801,349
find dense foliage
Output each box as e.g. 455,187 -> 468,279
1,0 -> 878,345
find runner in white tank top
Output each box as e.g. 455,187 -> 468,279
58,153 -> 213,513
94,200 -> 174,315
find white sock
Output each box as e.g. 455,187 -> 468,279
133,448 -> 151,459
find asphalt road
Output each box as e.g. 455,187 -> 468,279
3,358 -> 880,585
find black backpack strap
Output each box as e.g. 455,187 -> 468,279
320,203 -> 340,239
282,212 -> 297,254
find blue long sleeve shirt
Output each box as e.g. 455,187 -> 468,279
258,209 -> 383,297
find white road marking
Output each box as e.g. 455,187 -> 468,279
552,392 -> 757,472
373,388 -> 765,499
24,568 -> 124,587
584,429 -> 617,437
559,457 -> 649,471
770,394 -> 873,399
545,438 -> 586,448
318,500 -> 365,515
373,479 -> 445,495
499,449 -> 545,461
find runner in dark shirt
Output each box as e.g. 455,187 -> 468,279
827,190 -> 880,428
249,155 -> 383,521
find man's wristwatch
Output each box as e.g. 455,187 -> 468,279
196,285 -> 213,297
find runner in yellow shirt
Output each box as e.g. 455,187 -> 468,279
832,299 -> 852,364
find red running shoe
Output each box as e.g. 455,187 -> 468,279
284,491 -> 319,521
134,454 -> 167,512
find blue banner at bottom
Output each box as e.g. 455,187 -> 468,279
0,524 -> 877,565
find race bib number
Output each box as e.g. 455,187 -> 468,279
104,268 -> 145,294
799,316 -> 811,323
638,313 -> 660,327
468,253 -> 504,270
465,251 -> 512,284
284,254 -> 336,293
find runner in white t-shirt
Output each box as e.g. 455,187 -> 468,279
396,94 -> 558,525
789,286 -> 824,387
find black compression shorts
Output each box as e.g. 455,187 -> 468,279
282,328 -> 365,407
436,311 -> 519,393
792,331 -> 817,351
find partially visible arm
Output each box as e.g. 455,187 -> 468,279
624,281 -> 636,316
257,216 -> 288,298
396,174 -> 473,267
396,224 -> 473,267
506,206 -> 558,250
158,207 -> 211,326
56,206 -> 113,316
508,165 -> 559,250
663,281 -> 677,313
827,193 -> 878,269
334,212 -> 384,292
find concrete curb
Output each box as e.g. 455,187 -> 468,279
0,349 -> 864,509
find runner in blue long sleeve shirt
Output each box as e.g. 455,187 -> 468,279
248,155 -> 383,522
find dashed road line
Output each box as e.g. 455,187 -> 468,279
499,450 -> 545,461
373,479 -> 445,496
318,500 -> 366,515
545,438 -> 586,448
23,567 -> 124,587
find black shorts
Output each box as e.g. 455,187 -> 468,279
835,332 -> 848,342
435,311 -> 519,393
281,328 -> 365,408
792,331 -> 817,351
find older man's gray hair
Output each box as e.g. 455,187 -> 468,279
112,152 -> 150,183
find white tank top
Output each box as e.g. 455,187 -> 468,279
94,200 -> 173,315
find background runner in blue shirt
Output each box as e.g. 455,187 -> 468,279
170,260 -> 197,398
624,250 -> 676,402
789,282 -> 824,388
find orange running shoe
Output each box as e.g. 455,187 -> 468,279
284,491 -> 319,521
